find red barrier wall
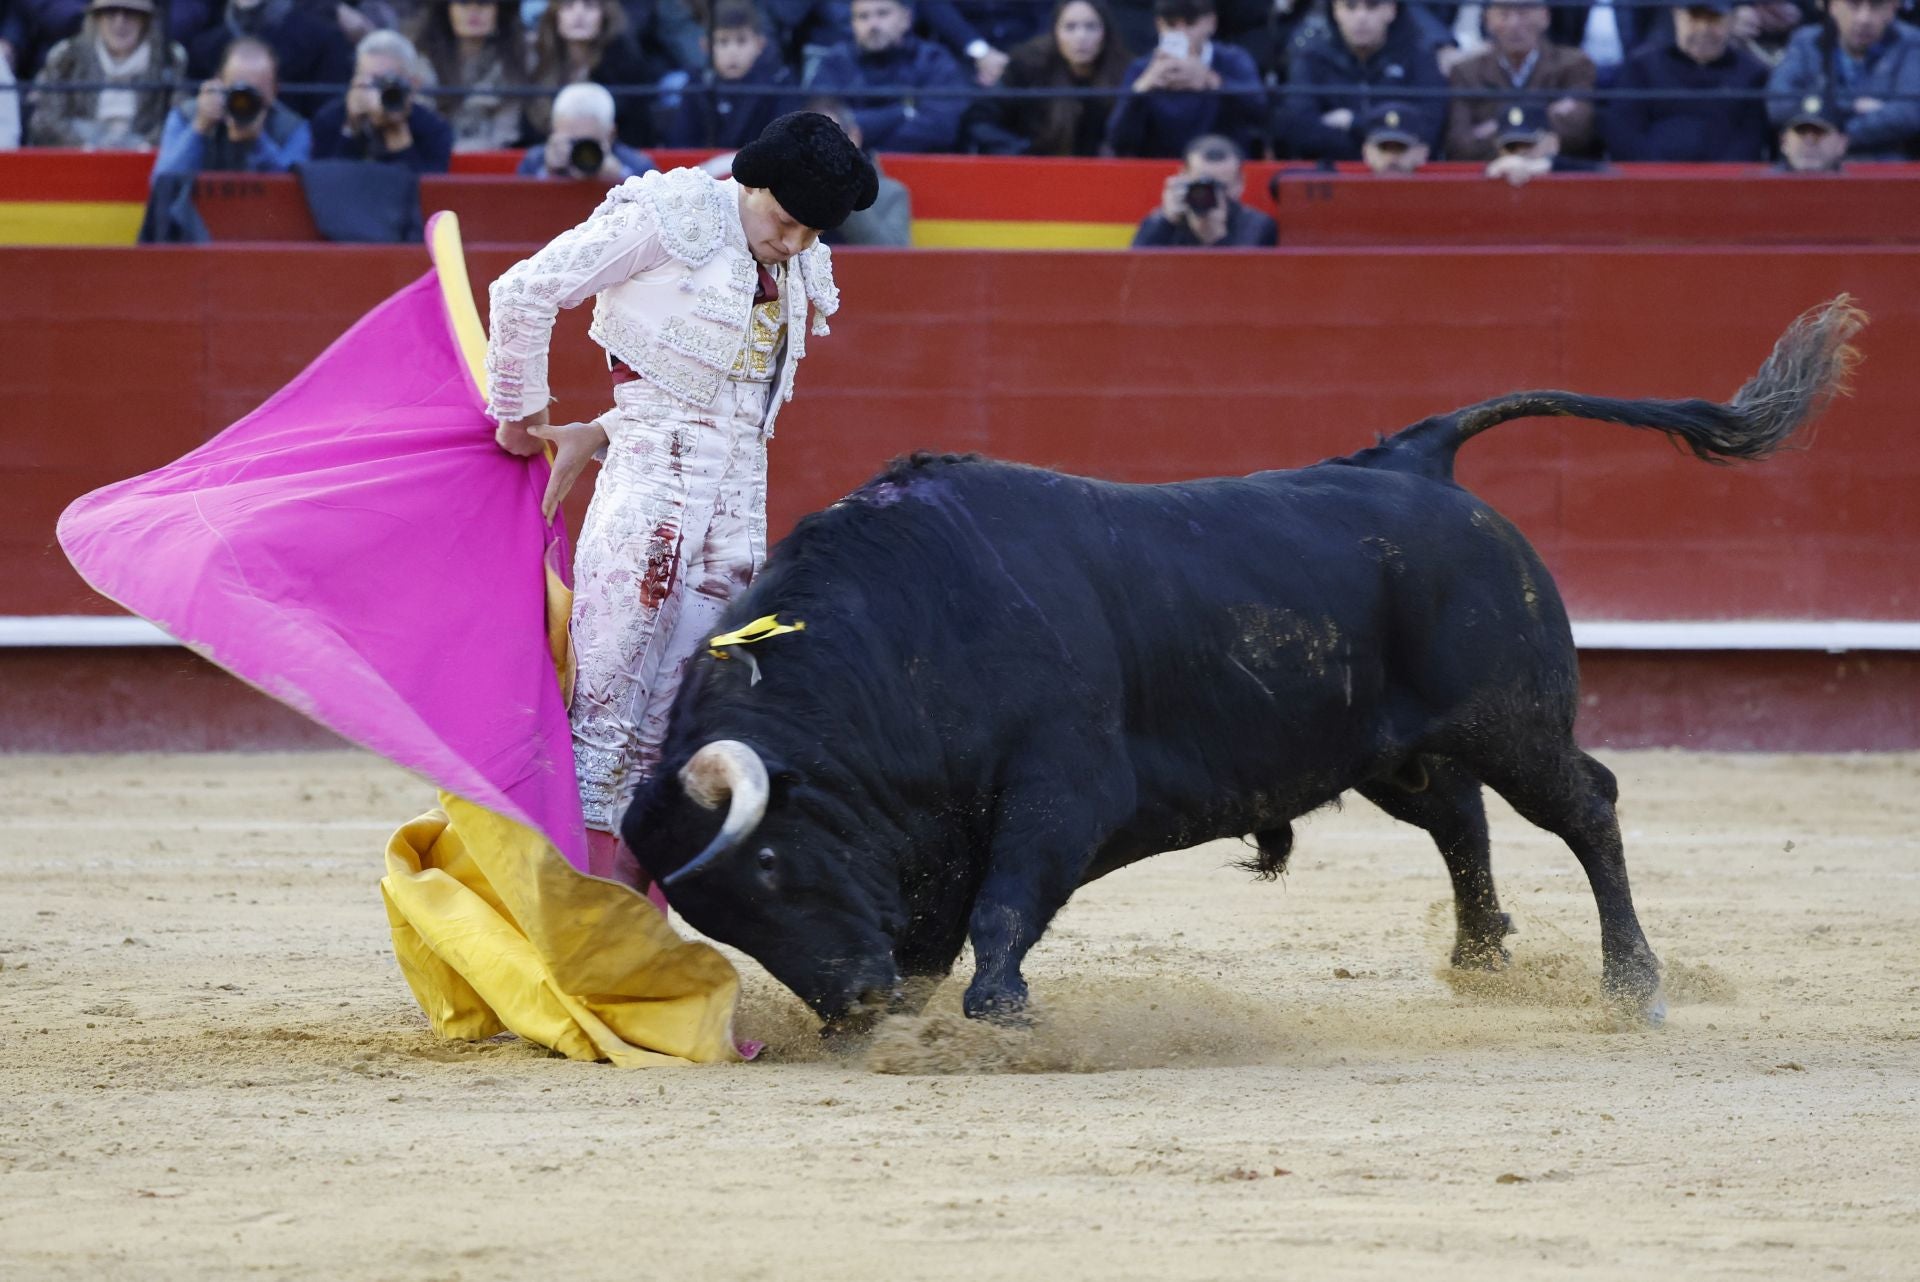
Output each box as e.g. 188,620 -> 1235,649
6,244 -> 1916,622
8,647 -> 1911,753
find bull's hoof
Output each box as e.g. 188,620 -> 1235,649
1450,937 -> 1513,972
1450,913 -> 1516,971
962,983 -> 1031,1027
1604,956 -> 1667,1028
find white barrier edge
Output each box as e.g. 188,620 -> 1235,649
4,616 -> 1919,652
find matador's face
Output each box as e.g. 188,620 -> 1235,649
737,186 -> 820,267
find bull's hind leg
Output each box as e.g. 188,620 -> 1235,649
1478,749 -> 1666,1023
1356,757 -> 1514,970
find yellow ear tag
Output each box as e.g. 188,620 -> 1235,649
708,615 -> 807,661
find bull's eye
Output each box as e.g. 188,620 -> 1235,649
756,847 -> 777,872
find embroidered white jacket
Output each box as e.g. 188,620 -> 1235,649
484,167 -> 841,437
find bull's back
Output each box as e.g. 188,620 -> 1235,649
915,459 -> 1575,812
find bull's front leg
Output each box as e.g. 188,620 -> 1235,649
962,781 -> 1115,1023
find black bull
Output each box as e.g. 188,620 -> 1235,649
623,299 -> 1864,1032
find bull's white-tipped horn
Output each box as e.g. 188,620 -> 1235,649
662,740 -> 769,887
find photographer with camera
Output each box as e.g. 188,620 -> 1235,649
152,37 -> 310,179
517,82 -> 655,180
1130,133 -> 1275,248
310,29 -> 453,172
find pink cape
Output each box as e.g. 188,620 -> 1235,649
57,234 -> 588,871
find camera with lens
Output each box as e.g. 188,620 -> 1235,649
372,73 -> 411,114
1184,177 -> 1223,216
224,81 -> 265,126
566,137 -> 606,176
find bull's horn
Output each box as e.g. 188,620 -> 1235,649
661,740 -> 769,887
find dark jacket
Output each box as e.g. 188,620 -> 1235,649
761,0 -> 850,59
187,1 -> 352,118
309,98 -> 454,173
1604,38 -> 1769,162
667,43 -> 801,149
807,34 -> 970,152
917,0 -> 1043,61
1273,16 -> 1446,160
1105,41 -> 1264,158
994,31 -> 1126,156
1767,19 -> 1920,160
1131,198 -> 1277,247
1446,42 -> 1597,160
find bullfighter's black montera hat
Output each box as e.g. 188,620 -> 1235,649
732,111 -> 880,232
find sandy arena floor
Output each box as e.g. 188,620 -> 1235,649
1,750 -> 1916,1281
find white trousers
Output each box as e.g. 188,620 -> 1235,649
569,379 -> 770,831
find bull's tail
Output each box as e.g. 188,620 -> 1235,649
1373,296 -> 1866,477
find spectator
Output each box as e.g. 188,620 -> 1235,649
1482,101 -> 1608,182
810,93 -> 911,242
1,52 -> 18,147
1105,0 -> 1263,157
187,0 -> 353,118
1769,0 -> 1920,160
1775,90 -> 1849,168
619,0 -> 705,75
1445,0 -> 1595,161
995,0 -> 1130,155
27,0 -> 185,148
310,29 -> 454,170
527,0 -> 652,146
517,80 -> 653,175
1605,0 -> 1770,161
1358,100 -> 1427,171
413,0 -> 528,150
917,0 -> 1043,85
153,35 -> 308,177
1273,0 -> 1446,161
666,0 -> 801,148
1131,132 -> 1276,246
806,0 -> 969,152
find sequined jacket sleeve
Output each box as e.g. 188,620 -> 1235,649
484,196 -> 671,423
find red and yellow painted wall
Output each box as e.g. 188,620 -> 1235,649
8,149 -> 1920,249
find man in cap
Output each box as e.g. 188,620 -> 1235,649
1131,133 -> 1277,247
1482,102 -> 1609,184
1359,102 -> 1431,174
1776,92 -> 1851,171
1604,0 -> 1769,161
486,111 -> 878,887
1768,0 -> 1920,161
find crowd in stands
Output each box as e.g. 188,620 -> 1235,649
1,0 -> 1917,176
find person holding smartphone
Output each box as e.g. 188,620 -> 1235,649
1104,0 -> 1264,158
1130,132 -> 1276,247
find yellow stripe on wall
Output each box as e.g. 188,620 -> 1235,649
911,219 -> 1137,250
0,201 -> 144,246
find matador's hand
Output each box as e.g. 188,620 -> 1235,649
527,420 -> 609,522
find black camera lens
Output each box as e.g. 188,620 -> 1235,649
224,82 -> 264,124
1184,177 -> 1221,215
567,137 -> 605,175
374,74 -> 410,114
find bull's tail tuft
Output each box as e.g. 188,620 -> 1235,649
1379,296 -> 1867,474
